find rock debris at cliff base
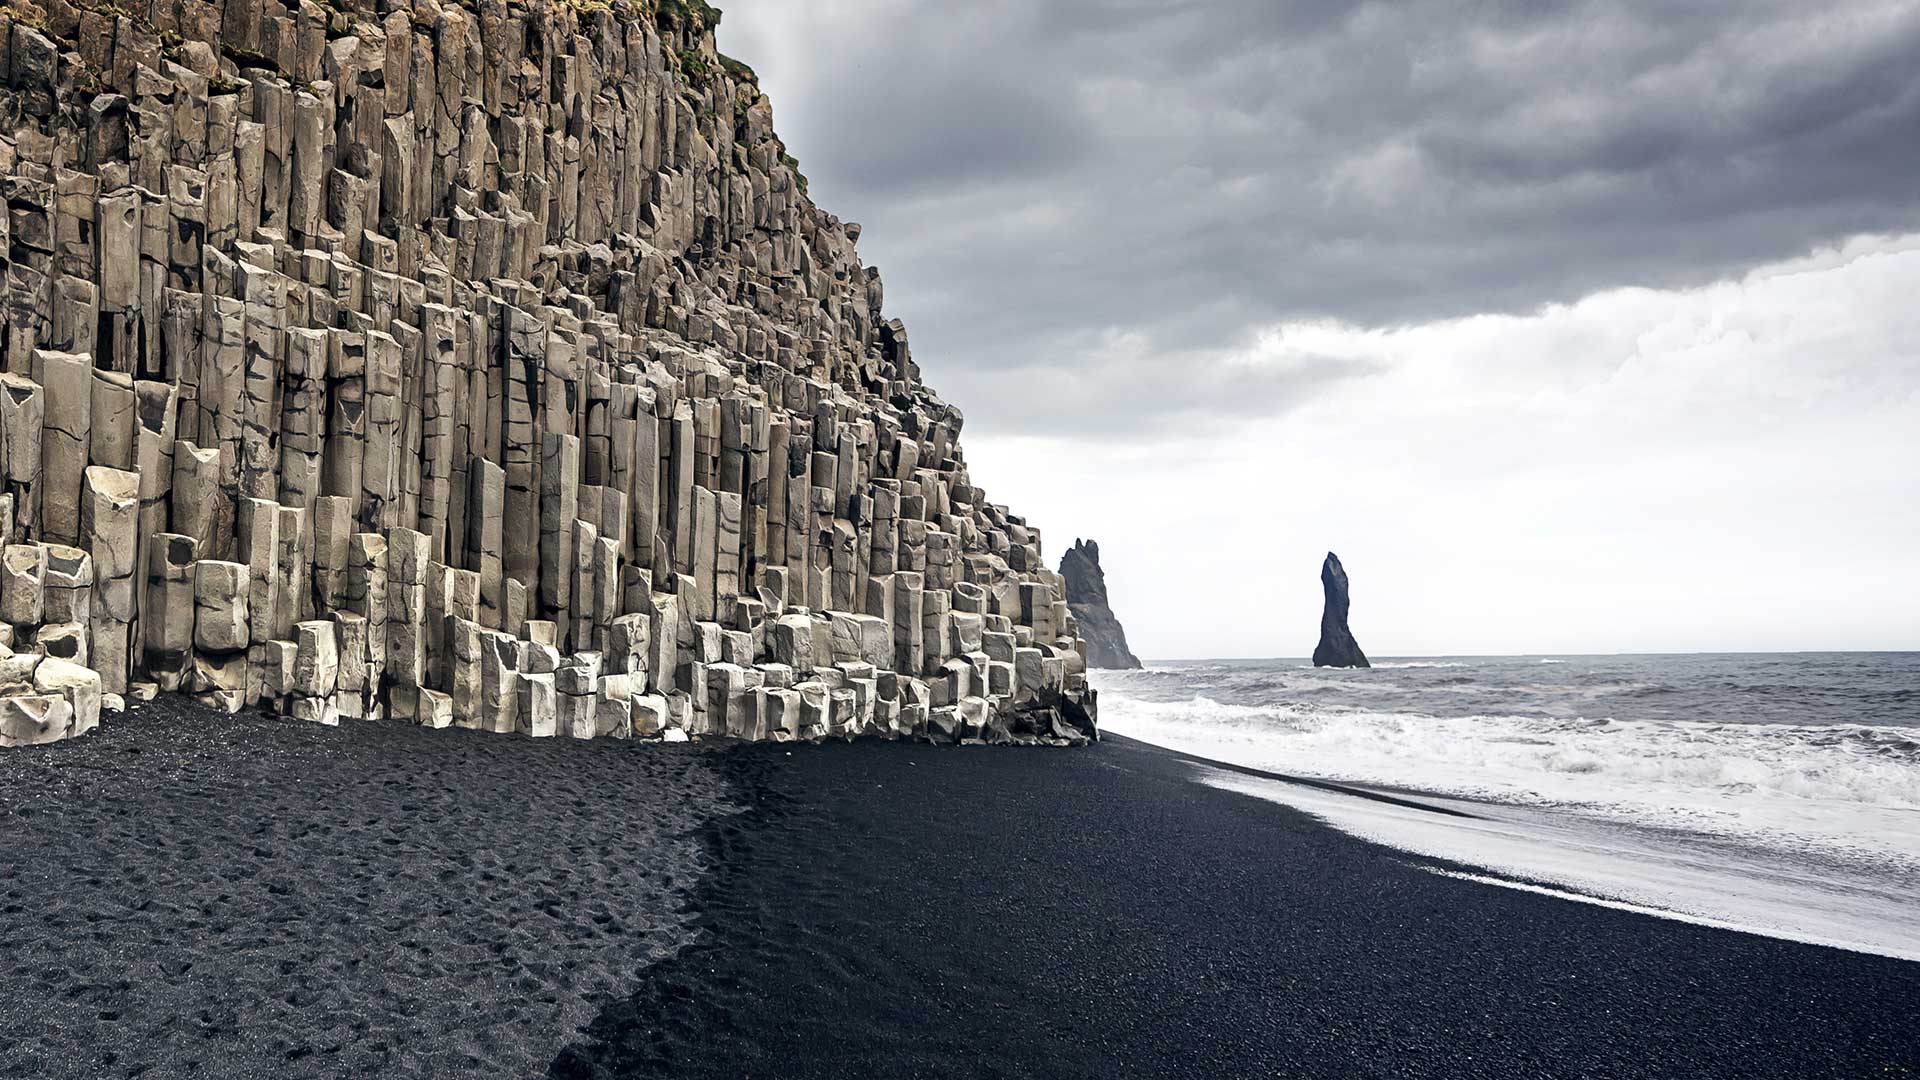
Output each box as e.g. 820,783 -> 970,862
0,0 -> 1095,747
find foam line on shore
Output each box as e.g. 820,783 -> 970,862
1122,735 -> 1482,819
1420,869 -> 1920,963
1193,765 -> 1920,964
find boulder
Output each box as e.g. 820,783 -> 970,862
35,623 -> 88,666
33,656 -> 102,738
0,693 -> 72,747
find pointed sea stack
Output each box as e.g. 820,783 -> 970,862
1059,540 -> 1142,670
1312,553 -> 1370,669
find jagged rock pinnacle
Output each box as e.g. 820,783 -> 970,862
1059,539 -> 1142,670
1312,552 -> 1370,669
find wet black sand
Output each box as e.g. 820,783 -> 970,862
551,734 -> 1920,1080
5,707 -> 1917,1079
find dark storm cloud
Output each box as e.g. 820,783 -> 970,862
719,0 -> 1920,436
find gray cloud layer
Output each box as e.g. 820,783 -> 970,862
720,0 -> 1920,435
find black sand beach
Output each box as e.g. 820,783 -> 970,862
552,735 -> 1920,1080
0,699 -> 729,1079
4,704 -> 1916,1079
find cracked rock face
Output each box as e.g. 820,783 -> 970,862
0,0 -> 1093,747
1313,552 -> 1370,669
1059,539 -> 1141,670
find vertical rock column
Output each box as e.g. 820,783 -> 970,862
1,375 -> 44,539
289,619 -> 340,726
385,528 -> 430,722
236,498 -> 280,707
540,432 -> 580,647
192,560 -> 249,712
36,350 -> 90,546
39,546 -> 93,666
143,534 -> 199,693
80,468 -> 141,695
342,533 -> 388,720
1,544 -> 47,645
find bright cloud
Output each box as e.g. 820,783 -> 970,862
965,236 -> 1920,658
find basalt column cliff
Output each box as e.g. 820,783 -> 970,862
0,0 -> 1095,746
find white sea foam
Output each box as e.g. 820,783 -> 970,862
1197,768 -> 1920,962
1097,689 -> 1920,870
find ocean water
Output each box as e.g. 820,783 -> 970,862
1095,653 -> 1920,959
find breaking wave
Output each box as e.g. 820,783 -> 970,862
1097,685 -> 1920,869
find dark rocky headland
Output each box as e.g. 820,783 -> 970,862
1313,551 -> 1369,668
1059,538 -> 1140,670
0,0 -> 1094,748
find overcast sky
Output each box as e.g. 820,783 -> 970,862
719,0 -> 1920,658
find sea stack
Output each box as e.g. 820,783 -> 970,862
1312,553 -> 1370,669
1059,540 -> 1142,670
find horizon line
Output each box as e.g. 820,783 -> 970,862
1125,649 -> 1920,664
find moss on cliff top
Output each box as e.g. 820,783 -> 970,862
781,151 -> 809,197
3,0 -> 54,30
654,0 -> 721,31
718,51 -> 755,82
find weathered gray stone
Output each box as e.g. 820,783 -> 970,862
539,432 -> 580,620
288,694 -> 341,726
34,656 -> 102,738
235,496 -> 281,652
1,544 -> 48,627
35,350 -> 91,545
518,671 -> 558,738
0,693 -> 72,748
170,441 -> 229,560
419,687 -> 454,730
631,694 -> 670,739
35,622 -> 86,666
770,613 -> 814,672
608,612 -> 651,684
143,533 -> 199,690
292,620 -> 340,698
41,544 -> 93,626
0,376 -> 44,537
259,640 -> 298,699
479,631 -> 522,734
194,561 -> 250,654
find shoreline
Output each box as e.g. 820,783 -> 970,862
4,701 -> 1916,1079
1092,656 -> 1920,965
553,732 -> 1920,1079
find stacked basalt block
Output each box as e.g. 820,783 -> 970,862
0,0 -> 1096,749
